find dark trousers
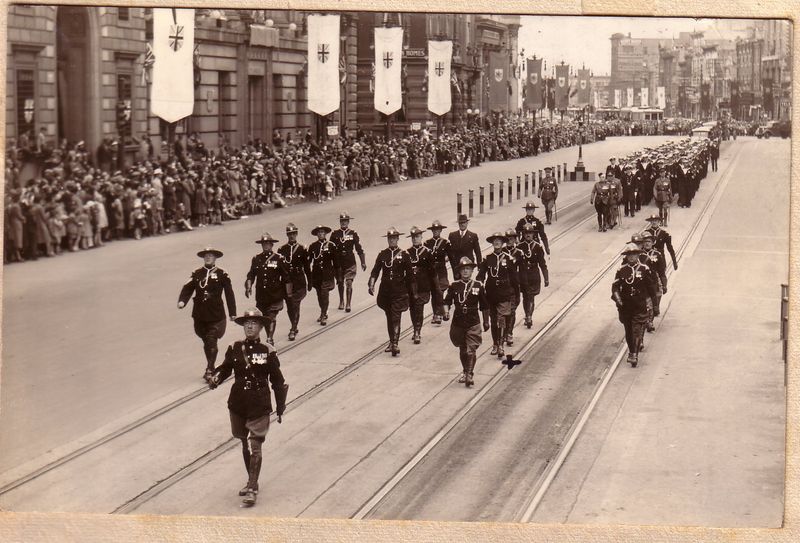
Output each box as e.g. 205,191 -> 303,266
618,306 -> 649,353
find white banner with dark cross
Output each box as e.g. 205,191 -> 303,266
307,14 -> 340,116
151,8 -> 195,123
427,40 -> 452,116
374,26 -> 403,115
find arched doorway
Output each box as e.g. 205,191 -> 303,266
56,6 -> 100,152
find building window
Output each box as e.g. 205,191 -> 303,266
16,69 -> 35,139
117,73 -> 132,142
218,71 -> 233,133
118,8 -> 130,21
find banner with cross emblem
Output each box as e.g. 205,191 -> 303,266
374,26 -> 403,115
427,40 -> 452,116
151,8 -> 195,123
488,51 -> 508,112
555,63 -> 570,109
525,57 -> 543,110
577,68 -> 591,106
307,14 -> 340,116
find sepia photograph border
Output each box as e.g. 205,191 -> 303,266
0,0 -> 797,541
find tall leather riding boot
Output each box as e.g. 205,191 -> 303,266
392,319 -> 401,356
266,320 -> 277,345
243,454 -> 262,505
345,285 -> 353,312
465,354 -> 476,387
239,440 -> 251,496
385,315 -> 393,352
337,283 -> 345,310
506,314 -> 515,345
458,350 -> 468,383
496,325 -> 505,357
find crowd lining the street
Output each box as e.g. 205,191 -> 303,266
3,115 -> 696,264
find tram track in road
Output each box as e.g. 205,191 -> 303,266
0,189 -> 593,506
110,194 -> 596,515
354,142 -> 743,522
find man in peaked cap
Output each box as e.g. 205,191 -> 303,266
653,166 -> 674,225
444,257 -> 490,387
330,211 -> 367,313
245,233 -> 292,346
178,246 -> 237,382
424,220 -> 451,324
447,214 -> 482,281
277,223 -> 312,341
406,226 -> 438,345
368,227 -> 415,356
477,232 -> 519,358
515,202 -> 550,254
207,308 -> 288,507
537,167 -> 559,225
611,243 -> 658,368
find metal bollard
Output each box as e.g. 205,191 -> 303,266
456,192 -> 462,220
563,162 -> 568,183
524,174 -> 529,197
516,176 -> 521,199
499,180 -> 504,207
538,170 -> 543,192
480,186 -> 485,214
489,183 -> 495,210
507,178 -> 512,203
557,164 -> 561,183
468,189 -> 474,218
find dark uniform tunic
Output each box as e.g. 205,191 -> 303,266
612,261 -> 659,354
179,265 -> 237,342
538,176 -> 558,222
478,250 -> 520,346
515,216 -> 550,254
514,239 -> 549,310
308,240 -> 338,291
642,246 -> 666,317
645,225 -> 678,273
407,245 -> 438,330
370,247 -> 415,345
424,236 -> 451,317
330,227 -> 365,284
246,251 -> 291,319
278,242 -> 311,329
444,278 -> 488,356
590,180 -> 613,231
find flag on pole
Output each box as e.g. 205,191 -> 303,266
656,86 -> 666,109
307,14 -> 340,116
151,8 -> 195,123
488,51 -> 508,112
576,68 -> 591,106
555,64 -> 569,109
641,87 -> 649,107
614,88 -> 621,108
626,87 -> 634,107
141,42 -> 155,86
374,26 -> 403,115
427,40 -> 452,116
525,57 -> 543,110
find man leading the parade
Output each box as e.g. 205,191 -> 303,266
538,166 -> 558,225
178,246 -> 237,383
331,212 -> 367,313
207,308 -> 288,507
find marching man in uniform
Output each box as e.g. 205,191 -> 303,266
368,227 -> 415,356
278,223 -> 312,341
444,257 -> 490,387
653,164 -> 674,224
308,225 -> 338,326
640,230 -> 666,331
644,214 -> 678,272
515,202 -> 550,255
515,223 -> 549,328
207,308 -> 288,507
178,246 -> 237,383
407,226 -> 438,344
590,173 -> 612,232
537,166 -> 559,224
503,228 -> 522,346
245,233 -> 292,346
611,243 -> 659,367
477,232 -> 519,358
424,220 -> 451,324
331,212 -> 367,313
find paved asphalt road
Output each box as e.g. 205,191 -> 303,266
0,136 -> 786,526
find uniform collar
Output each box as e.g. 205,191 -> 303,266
244,337 -> 261,345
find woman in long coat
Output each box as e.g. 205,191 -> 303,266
6,192 -> 25,261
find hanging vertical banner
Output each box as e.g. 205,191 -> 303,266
488,51 -> 508,112
151,8 -> 196,123
614,88 -> 621,108
656,86 -> 666,109
374,26 -> 403,115
577,68 -> 591,106
626,87 -> 634,107
525,57 -> 543,109
427,40 -> 452,116
641,87 -> 649,107
555,64 -> 569,109
307,14 -> 340,116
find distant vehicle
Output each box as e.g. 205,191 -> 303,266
691,126 -> 712,139
756,121 -> 779,139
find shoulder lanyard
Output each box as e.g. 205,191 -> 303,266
488,252 -> 503,278
622,262 -> 642,285
198,266 -> 217,289
312,241 -> 330,260
383,248 -> 400,270
455,279 -> 476,305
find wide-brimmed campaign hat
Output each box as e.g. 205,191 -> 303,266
286,223 -> 299,234
427,220 -> 447,231
407,226 -> 425,237
640,231 -> 654,240
521,223 -> 537,234
197,246 -> 223,258
523,201 -> 539,210
621,243 -> 643,255
383,227 -> 404,237
486,232 -> 508,243
456,256 -> 477,270
234,307 -> 271,326
505,228 -> 518,239
255,232 -> 279,244
339,211 -> 353,220
645,214 -> 662,223
631,234 -> 644,244
311,225 -> 332,236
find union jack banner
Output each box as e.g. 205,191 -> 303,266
141,43 -> 155,86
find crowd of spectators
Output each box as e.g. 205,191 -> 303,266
4,115 -> 648,264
